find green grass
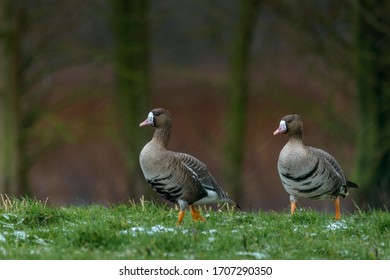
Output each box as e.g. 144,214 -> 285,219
0,196 -> 389,260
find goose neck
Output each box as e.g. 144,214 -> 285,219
153,127 -> 171,148
288,134 -> 304,142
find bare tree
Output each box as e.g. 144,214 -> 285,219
0,1 -> 28,195
223,0 -> 262,202
112,0 -> 150,199
354,0 -> 390,207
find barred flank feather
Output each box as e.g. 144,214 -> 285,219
139,108 -> 240,217
274,114 -> 358,219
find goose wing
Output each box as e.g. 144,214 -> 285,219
309,147 -> 347,185
175,152 -> 227,198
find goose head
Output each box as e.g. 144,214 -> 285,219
273,114 -> 303,137
139,108 -> 172,129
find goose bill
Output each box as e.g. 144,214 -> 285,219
139,112 -> 155,127
273,120 -> 287,135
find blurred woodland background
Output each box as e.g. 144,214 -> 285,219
0,0 -> 389,213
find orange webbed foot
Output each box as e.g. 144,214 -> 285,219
189,205 -> 205,222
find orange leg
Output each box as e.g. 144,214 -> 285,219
189,205 -> 205,222
290,201 -> 297,215
177,210 -> 185,226
334,197 -> 341,220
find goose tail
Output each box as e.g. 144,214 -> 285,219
223,197 -> 241,210
347,180 -> 359,189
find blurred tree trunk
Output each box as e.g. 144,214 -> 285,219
112,0 -> 150,199
354,0 -> 390,207
0,2 -> 28,195
223,0 -> 261,202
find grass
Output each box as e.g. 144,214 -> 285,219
0,196 -> 390,260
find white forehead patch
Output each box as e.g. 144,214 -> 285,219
147,112 -> 154,122
280,120 -> 287,131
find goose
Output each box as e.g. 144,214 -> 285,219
273,114 -> 358,220
139,108 -> 240,225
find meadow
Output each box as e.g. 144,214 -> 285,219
0,196 -> 389,260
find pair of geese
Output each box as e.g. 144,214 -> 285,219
139,108 -> 358,225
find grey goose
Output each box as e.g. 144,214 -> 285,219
273,114 -> 358,220
139,108 -> 240,225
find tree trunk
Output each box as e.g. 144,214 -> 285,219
354,0 -> 390,207
223,0 -> 261,202
0,2 -> 28,196
112,0 -> 150,199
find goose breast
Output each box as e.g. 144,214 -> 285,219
278,142 -> 344,200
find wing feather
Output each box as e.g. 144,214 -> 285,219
309,147 -> 347,185
175,152 -> 226,199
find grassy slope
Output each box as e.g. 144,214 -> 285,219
0,198 -> 389,260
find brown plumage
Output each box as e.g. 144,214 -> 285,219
139,108 -> 240,225
273,114 -> 358,220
